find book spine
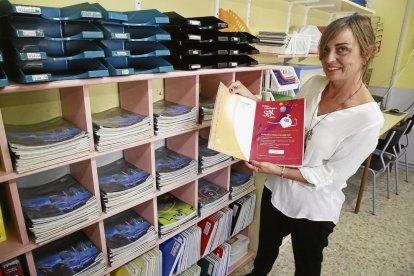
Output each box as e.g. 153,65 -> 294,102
0,203 -> 6,244
1,258 -> 23,276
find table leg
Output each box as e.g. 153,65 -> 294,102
355,155 -> 372,213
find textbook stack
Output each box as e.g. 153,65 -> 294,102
155,147 -> 198,189
112,247 -> 162,276
199,96 -> 216,122
32,231 -> 106,275
198,178 -> 230,216
153,100 -> 198,135
157,193 -> 197,237
5,117 -> 90,173
18,174 -> 100,245
230,169 -> 255,198
92,107 -> 152,151
230,192 -> 256,236
159,225 -> 201,275
104,209 -> 157,266
97,158 -> 155,212
198,137 -> 232,173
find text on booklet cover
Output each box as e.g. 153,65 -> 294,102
208,82 -> 305,166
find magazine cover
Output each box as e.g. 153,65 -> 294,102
33,231 -> 102,275
19,174 -> 93,220
5,117 -> 84,147
198,178 -> 229,207
209,82 -> 305,166
92,107 -> 147,128
104,209 -> 152,249
153,100 -> 194,117
98,158 -> 151,194
157,193 -> 196,227
155,147 -> 193,174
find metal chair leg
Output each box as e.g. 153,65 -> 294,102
395,160 -> 399,195
372,173 -> 376,215
386,166 -> 390,199
404,152 -> 409,182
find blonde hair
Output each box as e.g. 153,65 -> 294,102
318,14 -> 375,81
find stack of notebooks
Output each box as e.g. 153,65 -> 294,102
255,31 -> 290,54
161,12 -> 259,69
230,169 -> 255,198
0,50 -> 8,87
230,192 -> 256,236
97,158 -> 155,212
155,147 -> 197,189
198,178 -> 229,217
198,242 -> 231,276
5,117 -> 90,173
112,247 -> 162,276
32,231 -> 106,275
153,100 -> 198,135
18,174 -> 100,245
198,207 -> 232,257
104,209 -> 157,266
157,193 -> 197,237
198,137 -> 232,173
159,225 -> 201,275
92,107 -> 152,151
199,96 -> 215,123
0,1 -> 109,83
179,263 -> 202,276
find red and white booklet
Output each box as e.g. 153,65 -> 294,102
209,82 -> 305,166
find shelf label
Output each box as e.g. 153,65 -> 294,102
16,5 -> 41,14
31,74 -> 49,81
114,51 -> 128,56
81,11 -> 102,18
21,30 -> 40,37
114,33 -> 128,39
26,53 -> 42,60
121,69 -> 130,75
230,50 -> 239,55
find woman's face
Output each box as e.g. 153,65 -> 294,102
321,27 -> 365,83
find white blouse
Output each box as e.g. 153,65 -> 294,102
265,75 -> 384,224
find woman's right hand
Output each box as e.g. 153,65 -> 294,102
228,81 -> 258,101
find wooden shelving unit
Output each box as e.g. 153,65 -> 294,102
0,65 -> 270,275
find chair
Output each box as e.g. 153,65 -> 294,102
364,122 -> 407,214
377,117 -> 412,192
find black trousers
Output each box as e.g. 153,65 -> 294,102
251,187 -> 335,276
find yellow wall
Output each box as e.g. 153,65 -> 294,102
395,4 -> 414,89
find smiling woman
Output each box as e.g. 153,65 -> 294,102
229,14 -> 385,276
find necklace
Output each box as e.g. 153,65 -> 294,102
304,82 -> 363,147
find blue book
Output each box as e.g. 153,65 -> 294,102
159,235 -> 185,276
33,231 -> 102,275
104,209 -> 152,250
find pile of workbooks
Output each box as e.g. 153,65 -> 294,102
230,169 -> 255,198
153,100 -> 198,135
157,193 -> 197,237
112,247 -> 162,276
18,174 -> 100,245
198,178 -> 229,217
155,147 -> 197,189
229,192 -> 256,236
198,137 -> 232,173
5,117 -> 90,173
97,158 -> 155,212
104,209 -> 157,266
92,107 -> 152,151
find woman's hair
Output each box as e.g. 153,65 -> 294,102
318,13 -> 376,80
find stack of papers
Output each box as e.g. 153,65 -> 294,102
157,193 -> 197,237
198,207 -> 232,256
230,169 -> 255,198
198,178 -> 229,216
104,209 -> 157,266
97,158 -> 155,212
256,31 -> 290,53
18,174 -> 100,245
92,107 -> 152,151
5,117 -> 90,173
229,192 -> 256,236
33,231 -> 106,276
198,137 -> 232,173
153,100 -> 198,135
112,247 -> 162,276
155,147 -> 197,189
199,96 -> 215,122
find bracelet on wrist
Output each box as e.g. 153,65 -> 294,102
280,166 -> 286,179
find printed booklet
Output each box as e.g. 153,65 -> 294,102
209,82 -> 305,166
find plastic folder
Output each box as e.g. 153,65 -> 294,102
7,39 -> 105,61
8,59 -> 109,83
103,56 -> 173,76
92,3 -> 128,23
122,9 -> 169,26
125,26 -> 171,42
99,40 -> 170,58
0,1 -> 102,21
6,17 -> 103,40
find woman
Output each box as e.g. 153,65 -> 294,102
229,14 -> 384,276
